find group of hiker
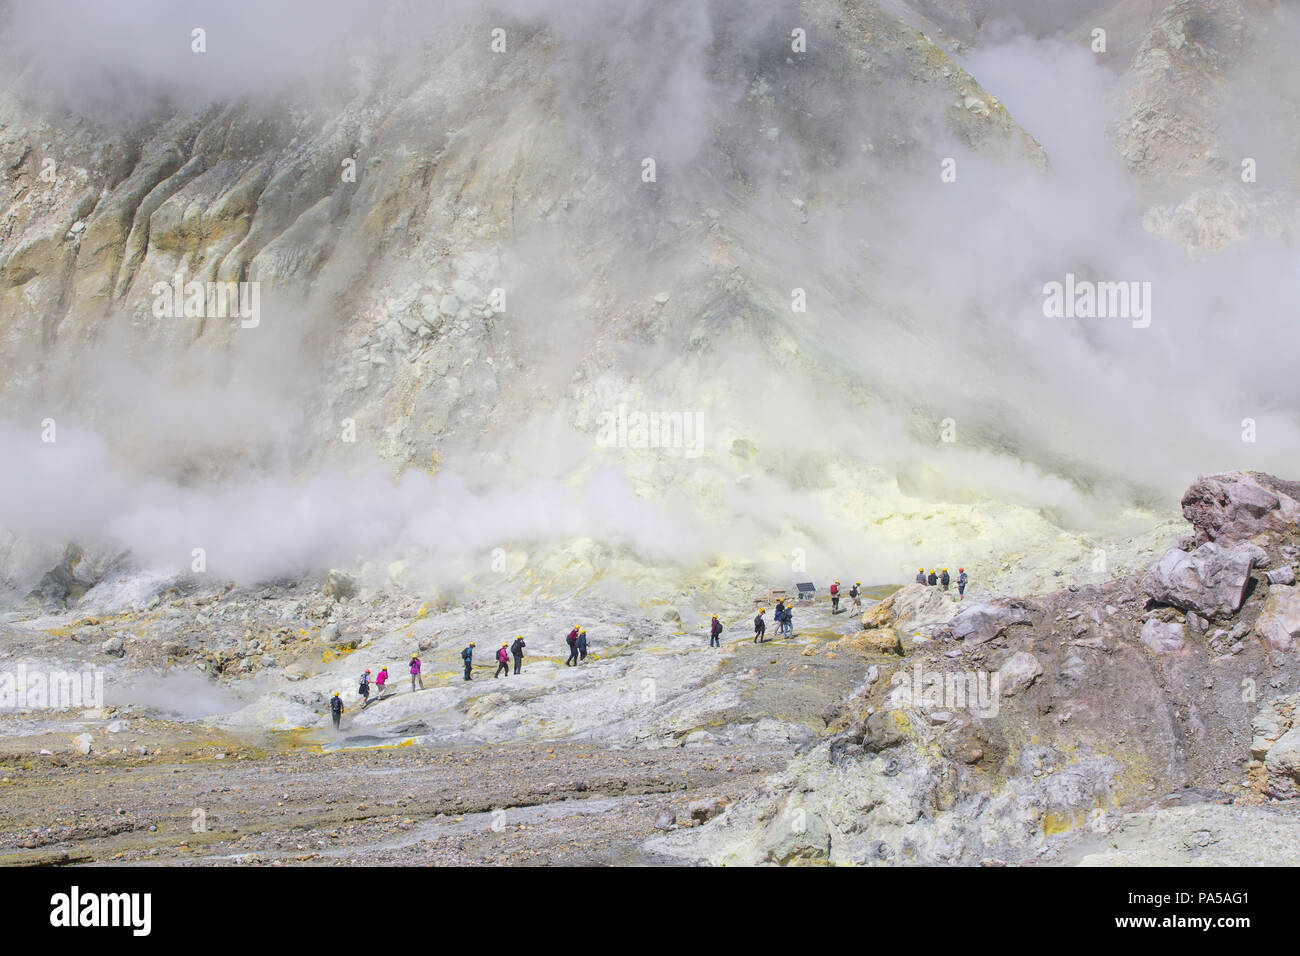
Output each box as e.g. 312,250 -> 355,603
327,627 -> 598,727
461,634 -> 534,680
746,598 -> 797,643
327,568 -> 973,729
914,567 -> 968,599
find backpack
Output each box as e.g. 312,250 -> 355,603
461,647 -> 472,662
358,681 -> 367,694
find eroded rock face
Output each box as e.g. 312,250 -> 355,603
1252,695 -> 1300,799
1140,541 -> 1265,617
1254,584 -> 1300,652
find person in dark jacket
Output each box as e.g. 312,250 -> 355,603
577,628 -> 588,662
709,614 -> 723,647
957,568 -> 968,600
461,643 -> 475,681
784,602 -> 795,637
753,609 -> 766,643
510,636 -> 525,674
329,692 -> 344,731
940,568 -> 950,590
849,582 -> 861,612
915,568 -> 926,585
927,570 -> 938,586
565,627 -> 580,666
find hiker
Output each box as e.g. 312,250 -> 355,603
495,643 -> 510,678
510,635 -> 525,674
782,602 -> 794,637
329,692 -> 344,731
577,628 -> 589,662
927,569 -> 938,586
957,568 -> 968,600
915,568 -> 926,585
375,666 -> 389,697
461,642 -> 475,681
753,608 -> 766,643
565,627 -> 580,666
940,568 -> 950,591
358,669 -> 371,705
850,581 -> 862,612
709,614 -> 723,647
830,581 -> 840,614
410,654 -> 423,691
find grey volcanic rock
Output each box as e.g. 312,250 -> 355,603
948,602 -> 1031,645
1139,618 -> 1184,655
997,651 -> 1042,696
1141,541 -> 1265,617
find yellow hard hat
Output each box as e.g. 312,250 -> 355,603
502,642 -> 508,646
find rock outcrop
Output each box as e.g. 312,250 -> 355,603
1181,473 -> 1300,546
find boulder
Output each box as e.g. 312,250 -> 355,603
948,602 -> 1031,645
73,733 -> 93,755
1254,584 -> 1300,652
101,636 -> 124,657
842,627 -> 903,656
861,584 -> 953,637
998,651 -> 1043,696
689,796 -> 728,822
1266,567 -> 1296,586
1141,541 -> 1265,617
1181,472 -> 1300,545
1140,618 -> 1185,655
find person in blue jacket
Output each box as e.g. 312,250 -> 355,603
461,642 -> 475,680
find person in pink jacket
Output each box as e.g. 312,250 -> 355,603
409,654 -> 423,691
375,666 -> 388,696
494,643 -> 511,678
